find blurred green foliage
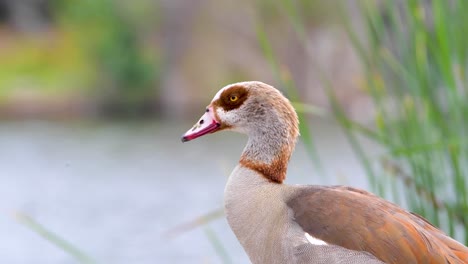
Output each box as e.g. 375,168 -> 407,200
0,0 -> 160,116
0,29 -> 93,101
255,0 -> 339,27
52,0 -> 160,116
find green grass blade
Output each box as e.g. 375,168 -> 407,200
204,227 -> 233,264
164,208 -> 224,238
14,212 -> 97,264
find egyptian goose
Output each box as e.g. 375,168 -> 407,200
181,81 -> 468,263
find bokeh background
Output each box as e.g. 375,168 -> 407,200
1,0 -> 467,263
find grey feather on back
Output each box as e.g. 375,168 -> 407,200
294,243 -> 385,264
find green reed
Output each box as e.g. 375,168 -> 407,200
343,0 -> 468,243
256,0 -> 467,243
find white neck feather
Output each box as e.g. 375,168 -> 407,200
224,166 -> 309,263
242,129 -> 285,164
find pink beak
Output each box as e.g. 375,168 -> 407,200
181,107 -> 221,142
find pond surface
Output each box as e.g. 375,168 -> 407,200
0,119 -> 379,264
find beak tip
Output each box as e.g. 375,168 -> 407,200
181,136 -> 189,143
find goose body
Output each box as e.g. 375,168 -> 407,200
182,81 -> 468,263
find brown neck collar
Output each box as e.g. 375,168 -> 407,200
239,144 -> 292,184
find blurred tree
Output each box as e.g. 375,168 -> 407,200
52,0 -> 161,117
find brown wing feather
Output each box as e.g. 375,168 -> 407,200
287,185 -> 468,264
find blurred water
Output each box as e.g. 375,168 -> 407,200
0,119 -> 378,264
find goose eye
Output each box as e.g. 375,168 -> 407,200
230,95 -> 238,102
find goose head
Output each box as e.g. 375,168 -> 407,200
182,81 -> 299,183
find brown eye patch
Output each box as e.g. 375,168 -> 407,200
216,86 -> 249,111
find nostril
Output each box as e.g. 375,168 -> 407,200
199,119 -> 204,125
205,108 -> 209,112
